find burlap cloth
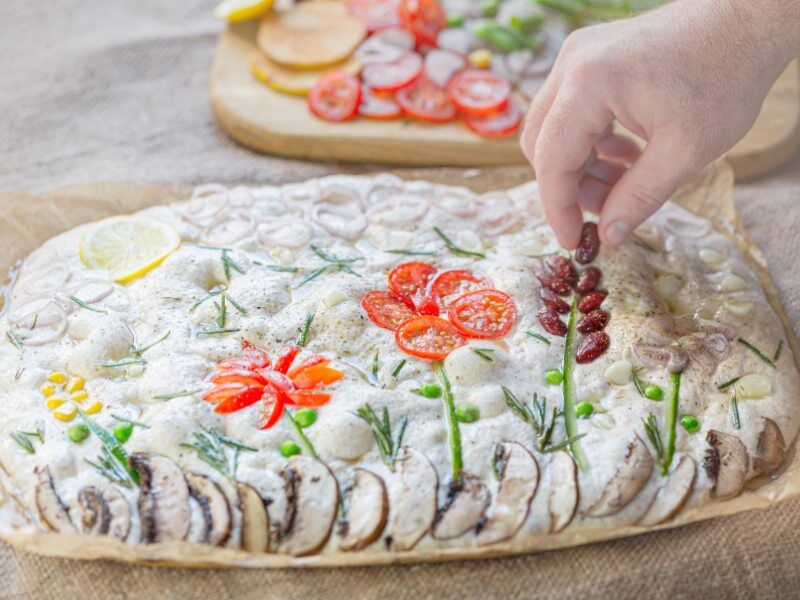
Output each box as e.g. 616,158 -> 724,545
2,0 -> 800,598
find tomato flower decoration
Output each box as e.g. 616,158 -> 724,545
362,262 -> 517,360
204,342 -> 345,429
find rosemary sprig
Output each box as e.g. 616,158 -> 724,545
221,250 -> 246,281
773,340 -> 783,362
738,338 -> 776,369
154,389 -> 202,400
731,391 -> 741,430
717,376 -> 741,391
258,263 -> 299,273
8,422 -> 43,454
80,414 -> 139,486
354,404 -> 408,471
69,295 -> 107,314
180,428 -> 256,479
110,414 -> 151,429
641,371 -> 682,476
191,287 -> 225,310
297,313 -> 314,347
102,357 -> 147,369
215,296 -> 227,329
391,359 -> 406,378
85,446 -> 134,489
298,244 -> 364,284
502,387 -> 584,454
343,359 -> 382,388
296,267 -> 328,288
433,227 -> 485,258
6,330 -> 23,350
631,368 -> 648,398
642,413 -> 665,464
197,327 -> 241,337
285,409 -> 318,459
471,347 -> 495,362
527,331 -> 551,345
385,249 -> 437,256
436,364 -> 463,483
130,330 -> 171,356
371,351 -> 380,379
104,330 -> 170,369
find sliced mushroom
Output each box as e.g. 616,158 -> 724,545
387,447 -> 438,551
704,430 -> 749,499
74,487 -> 110,535
102,487 -> 132,540
237,482 -> 270,553
754,418 -> 785,476
130,452 -> 191,543
585,435 -> 653,517
476,442 -> 539,546
277,456 -> 339,556
432,474 -> 489,540
34,466 -> 75,533
340,469 -> 389,551
547,451 -> 579,533
638,455 -> 697,526
185,472 -> 233,547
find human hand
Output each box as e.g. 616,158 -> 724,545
521,0 -> 800,249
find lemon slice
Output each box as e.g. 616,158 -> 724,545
214,0 -> 274,22
79,216 -> 181,283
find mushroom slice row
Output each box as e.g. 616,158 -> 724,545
704,430 -> 748,499
476,442 -> 539,546
277,455 -> 339,557
585,435 -> 653,517
388,447 -> 438,551
185,472 -> 233,547
237,482 -> 271,553
34,466 -> 75,533
754,418 -> 785,477
74,486 -> 131,540
638,455 -> 697,526
340,469 -> 388,552
547,451 -> 579,533
130,452 -> 191,543
432,474 -> 489,541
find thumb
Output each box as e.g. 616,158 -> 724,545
597,134 -> 700,246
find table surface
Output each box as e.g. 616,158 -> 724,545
2,1 -> 800,599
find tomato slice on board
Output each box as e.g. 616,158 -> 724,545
447,70 -> 511,117
430,269 -> 494,309
395,316 -> 466,360
291,364 -> 345,390
448,289 -> 517,339
399,0 -> 446,46
213,386 -> 265,414
257,388 -> 286,430
362,290 -> 417,330
344,0 -> 402,31
465,103 -> 522,138
388,261 -> 437,305
308,72 -> 362,122
362,52 -> 423,92
274,345 -> 301,374
395,78 -> 458,123
358,87 -> 403,119
286,391 -> 333,407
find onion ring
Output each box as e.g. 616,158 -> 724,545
477,194 -> 522,236
257,218 -> 314,249
201,210 -> 257,246
19,303 -> 68,346
367,193 -> 430,226
7,294 -> 68,329
173,185 -> 228,227
434,187 -> 480,218
311,186 -> 367,240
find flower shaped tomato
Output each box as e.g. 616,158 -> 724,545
362,262 -> 517,360
204,342 -> 344,429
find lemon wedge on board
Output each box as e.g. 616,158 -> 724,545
79,216 -> 181,283
214,0 -> 274,22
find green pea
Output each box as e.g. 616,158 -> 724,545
67,423 -> 90,443
680,414 -> 700,433
481,0 -> 500,17
295,408 -> 317,428
645,385 -> 664,401
446,13 -> 464,27
545,369 -> 563,385
576,401 -> 594,419
280,440 -> 301,457
419,383 -> 442,398
113,422 -> 133,443
455,403 -> 480,424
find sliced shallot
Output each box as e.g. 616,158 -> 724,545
366,194 -> 430,226
434,188 -> 480,218
257,218 -> 313,249
477,194 -> 522,237
201,210 -> 256,246
311,186 -> 367,240
7,295 -> 68,329
174,185 -> 228,227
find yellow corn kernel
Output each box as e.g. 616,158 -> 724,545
53,403 -> 78,421
66,376 -> 85,393
48,371 -> 68,384
84,400 -> 102,414
70,390 -> 89,402
468,48 -> 492,69
45,396 -> 66,410
40,383 -> 57,397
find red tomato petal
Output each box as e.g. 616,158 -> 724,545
274,344 -> 301,374
213,386 -> 265,414
362,290 -> 417,330
448,289 -> 517,339
203,383 -> 248,404
395,315 -> 466,360
210,370 -> 268,388
257,388 -> 286,429
292,364 -> 345,390
241,341 -> 271,368
286,391 -> 332,407
287,356 -> 329,379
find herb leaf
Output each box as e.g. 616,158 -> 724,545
738,338 -> 776,369
80,414 -> 139,486
391,359 -> 406,378
154,389 -> 202,400
385,249 -> 436,256
433,227 -> 485,258
297,313 -> 314,347
285,409 -> 318,459
436,364 -> 463,483
69,295 -> 107,314
527,331 -> 551,345
731,391 -> 741,430
717,376 -> 741,391
471,347 -> 495,362
6,330 -> 23,350
180,428 -> 256,479
354,404 -> 407,471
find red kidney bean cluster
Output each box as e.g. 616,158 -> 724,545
535,223 -> 610,363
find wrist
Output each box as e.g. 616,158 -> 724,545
735,0 -> 800,63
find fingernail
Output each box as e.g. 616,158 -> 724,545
605,221 -> 632,246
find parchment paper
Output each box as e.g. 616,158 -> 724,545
1,160 -> 800,573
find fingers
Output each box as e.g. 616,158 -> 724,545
520,72 -> 562,165
595,133 -> 642,166
598,134 -> 698,246
579,159 -> 627,214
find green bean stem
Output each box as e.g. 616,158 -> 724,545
436,364 -> 463,483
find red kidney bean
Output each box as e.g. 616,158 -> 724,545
575,267 -> 601,294
537,306 -> 568,336
578,290 -> 607,313
576,309 -> 610,333
576,331 -> 610,363
535,269 -> 570,296
575,222 -> 600,265
544,255 -> 577,287
538,287 -> 570,314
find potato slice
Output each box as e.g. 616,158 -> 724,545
257,0 -> 367,69
249,50 -> 362,96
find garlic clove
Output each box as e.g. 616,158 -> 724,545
723,299 -> 754,315
604,360 -> 632,386
720,274 -> 746,293
699,248 -> 725,265
735,373 -> 772,399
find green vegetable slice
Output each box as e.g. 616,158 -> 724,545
436,364 -> 463,483
562,295 -> 585,470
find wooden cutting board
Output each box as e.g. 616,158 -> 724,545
210,21 -> 800,179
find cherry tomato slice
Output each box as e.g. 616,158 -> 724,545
465,103 -> 522,138
430,270 -> 494,309
362,290 -> 417,330
210,370 -> 267,388
274,344 -> 301,374
287,356 -> 328,380
291,364 -> 345,390
395,315 -> 465,360
447,70 -> 511,117
362,52 -> 423,92
203,383 -> 248,405
358,87 -> 402,119
448,290 -> 517,339
286,391 -> 332,407
344,0 -> 402,31
308,72 -> 362,122
399,0 -> 446,46
213,385 -> 265,414
257,387 -> 286,429
241,341 -> 271,368
388,261 -> 437,306
395,78 -> 458,123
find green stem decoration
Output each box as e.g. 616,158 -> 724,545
662,371 -> 681,475
436,364 -> 463,484
562,295 -> 586,470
